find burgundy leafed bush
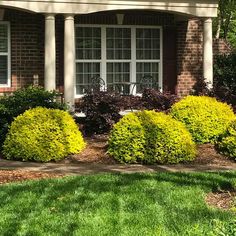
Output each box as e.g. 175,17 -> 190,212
191,77 -> 211,96
79,91 -> 122,135
141,88 -> 178,112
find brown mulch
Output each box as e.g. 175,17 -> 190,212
63,134 -> 117,164
0,136 -> 235,185
65,136 -> 235,166
206,190 -> 236,210
194,144 -> 235,166
0,170 -> 64,185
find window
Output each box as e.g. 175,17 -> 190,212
106,28 -> 131,92
75,25 -> 162,96
75,27 -> 101,94
0,22 -> 10,86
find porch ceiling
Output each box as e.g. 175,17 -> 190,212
0,0 -> 218,17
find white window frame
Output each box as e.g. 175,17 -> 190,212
75,24 -> 163,97
0,21 -> 11,88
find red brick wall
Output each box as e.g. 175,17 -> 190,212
175,20 -> 234,97
163,26 -> 177,93
3,9 -> 44,93
176,19 -> 203,96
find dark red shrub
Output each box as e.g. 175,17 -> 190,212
141,89 -> 178,112
79,91 -> 122,135
191,77 -> 211,96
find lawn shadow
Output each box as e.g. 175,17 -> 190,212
0,172 -> 236,235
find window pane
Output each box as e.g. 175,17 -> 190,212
107,62 -> 130,93
75,27 -> 101,60
0,56 -> 8,84
0,24 -> 8,53
76,62 -> 100,95
136,28 -> 160,60
136,62 -> 159,92
106,28 -> 131,60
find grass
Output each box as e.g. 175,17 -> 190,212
0,172 -> 236,236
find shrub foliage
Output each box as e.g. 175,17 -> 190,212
170,96 -> 235,144
191,77 -> 211,96
141,89 -> 178,112
3,107 -> 85,162
108,110 -> 196,164
217,120 -> 236,159
79,91 -> 122,135
0,86 -> 66,148
78,89 -> 179,135
214,53 -> 236,112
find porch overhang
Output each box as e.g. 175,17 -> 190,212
1,0 -> 218,17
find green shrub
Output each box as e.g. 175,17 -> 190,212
170,96 -> 235,144
217,120 -> 236,159
0,86 -> 67,148
108,110 -> 196,164
213,53 -> 236,113
3,107 -> 85,162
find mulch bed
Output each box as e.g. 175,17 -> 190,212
0,170 -> 64,185
63,134 -> 117,164
193,143 -> 235,166
0,135 -> 235,185
67,135 -> 235,166
206,190 -> 236,210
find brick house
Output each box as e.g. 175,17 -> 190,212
0,0 -> 218,107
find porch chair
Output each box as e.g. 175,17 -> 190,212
139,75 -> 154,92
88,75 -> 106,93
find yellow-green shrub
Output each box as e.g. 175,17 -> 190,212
217,120 -> 236,159
3,107 -> 86,162
108,110 -> 196,164
170,96 -> 235,144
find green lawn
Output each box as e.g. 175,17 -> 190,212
0,172 -> 236,236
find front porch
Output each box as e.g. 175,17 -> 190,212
0,0 -> 218,108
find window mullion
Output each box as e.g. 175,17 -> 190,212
101,26 -> 106,86
131,27 -> 136,83
131,27 -> 136,94
159,27 -> 163,92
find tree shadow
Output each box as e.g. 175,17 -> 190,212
0,171 -> 235,235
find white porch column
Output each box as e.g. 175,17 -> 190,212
64,15 -> 75,109
44,14 -> 56,90
203,18 -> 213,88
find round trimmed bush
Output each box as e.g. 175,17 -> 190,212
170,96 -> 235,144
108,110 -> 196,164
3,107 -> 86,162
217,120 -> 236,159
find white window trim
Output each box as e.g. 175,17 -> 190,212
75,24 -> 163,98
0,21 -> 11,88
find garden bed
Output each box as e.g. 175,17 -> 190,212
0,136 -> 235,185
63,135 -> 235,166
0,170 -> 64,184
206,190 -> 236,210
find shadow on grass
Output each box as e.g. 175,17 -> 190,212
0,172 -> 235,235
